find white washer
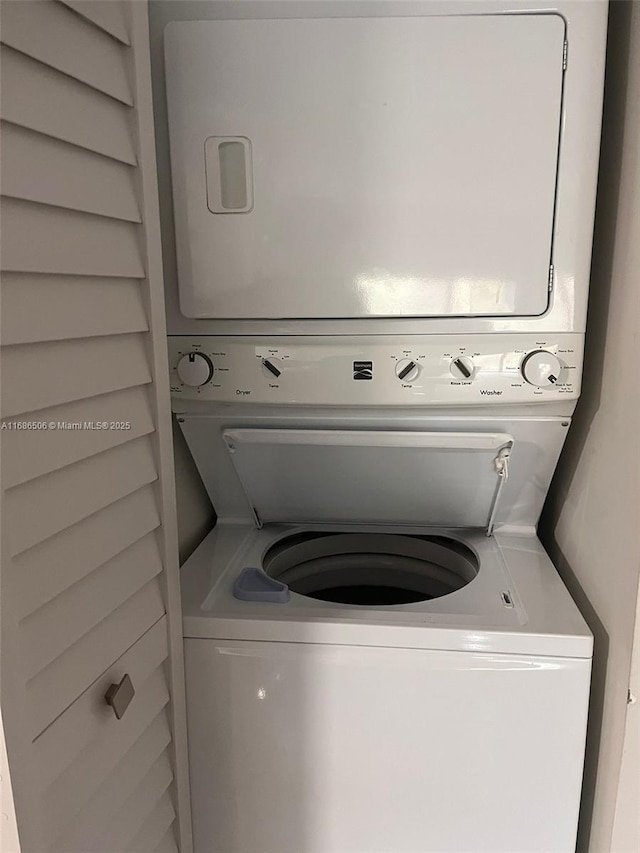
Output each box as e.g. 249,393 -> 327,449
176,380 -> 592,853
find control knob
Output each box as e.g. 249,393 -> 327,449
262,358 -> 283,379
176,352 -> 214,387
521,351 -> 562,388
395,359 -> 421,382
450,357 -> 475,380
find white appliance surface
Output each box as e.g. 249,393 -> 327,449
165,14 -> 564,320
182,524 -> 592,853
182,524 -> 591,658
161,2 -> 605,847
158,0 -> 608,338
186,633 -> 590,853
176,408 -> 571,535
224,429 -> 514,530
174,335 -> 593,852
168,333 -> 584,406
177,386 -> 593,853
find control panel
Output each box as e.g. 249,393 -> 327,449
168,335 -> 583,406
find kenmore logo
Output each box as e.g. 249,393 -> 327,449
353,361 -> 373,380
480,390 -> 503,396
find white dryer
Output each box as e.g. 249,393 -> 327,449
174,349 -> 593,853
161,0 -> 607,339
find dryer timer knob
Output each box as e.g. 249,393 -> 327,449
521,351 -> 562,388
176,352 -> 214,387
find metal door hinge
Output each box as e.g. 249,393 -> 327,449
548,264 -> 555,292
493,446 -> 511,481
563,40 -> 568,71
486,443 -> 513,537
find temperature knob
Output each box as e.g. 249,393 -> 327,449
395,359 -> 421,382
176,352 -> 214,387
262,358 -> 283,379
450,357 -> 475,380
521,351 -> 562,388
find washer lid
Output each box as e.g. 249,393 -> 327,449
223,429 -> 513,534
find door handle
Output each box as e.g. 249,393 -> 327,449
204,136 -> 253,213
105,673 -> 135,720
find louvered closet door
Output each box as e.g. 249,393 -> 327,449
0,3 -> 192,852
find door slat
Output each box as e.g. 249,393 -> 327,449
98,754 -> 174,853
1,122 -> 141,222
40,666 -> 170,839
1,334 -> 151,419
28,584 -> 166,739
0,198 -> 144,278
3,386 -> 154,488
1,274 -> 147,346
33,619 -> 168,789
59,0 -> 130,45
0,46 -> 136,163
23,532 -> 163,680
6,435 -> 158,556
13,484 -> 160,619
0,0 -> 133,104
154,829 -> 179,853
128,790 -> 177,853
54,714 -> 172,853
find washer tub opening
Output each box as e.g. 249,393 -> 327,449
263,532 -> 479,606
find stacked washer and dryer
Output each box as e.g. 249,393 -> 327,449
162,2 -> 607,851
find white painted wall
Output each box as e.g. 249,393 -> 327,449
539,3 -> 640,852
148,2 -> 215,564
171,417 -> 215,565
1,712 -> 21,853
610,580 -> 640,853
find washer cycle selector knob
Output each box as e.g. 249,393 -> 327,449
521,351 -> 562,388
176,352 -> 214,387
450,357 -> 475,380
395,359 -> 421,382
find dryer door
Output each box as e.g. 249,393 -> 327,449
166,13 -> 565,320
223,429 -> 513,532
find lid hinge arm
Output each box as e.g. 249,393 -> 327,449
487,444 -> 512,536
494,446 -> 510,481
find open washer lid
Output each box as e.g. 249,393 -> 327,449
223,429 -> 513,535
